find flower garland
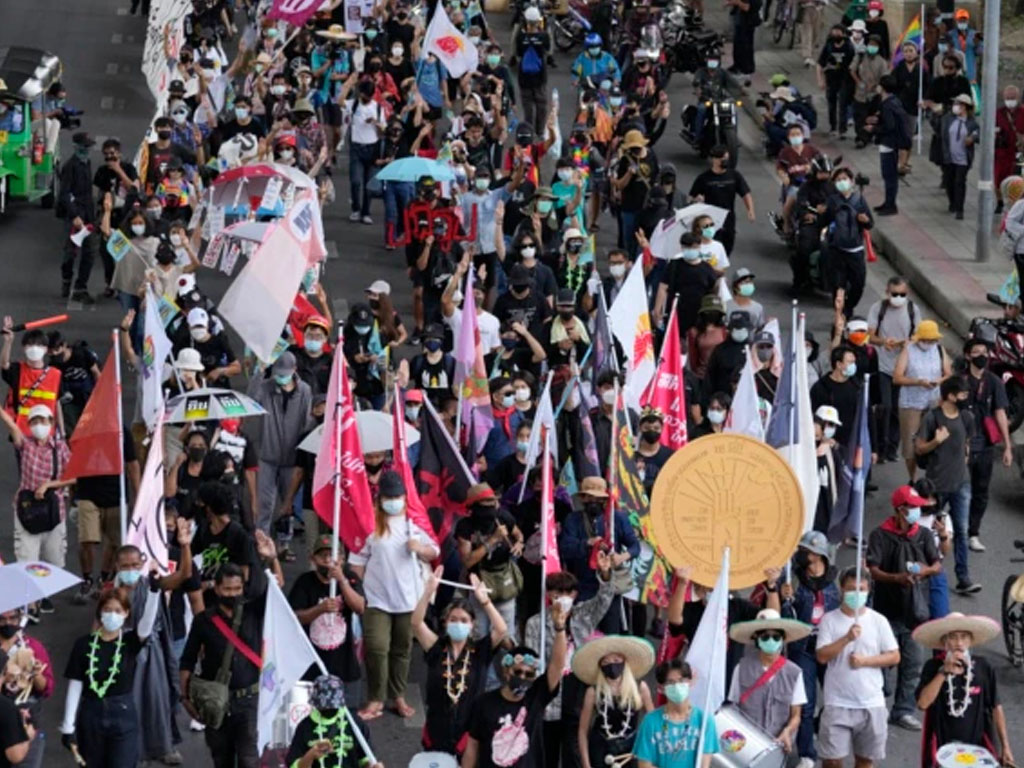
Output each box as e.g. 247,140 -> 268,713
86,631 -> 123,699
310,708 -> 354,768
563,263 -> 586,294
946,656 -> 974,718
442,644 -> 474,706
597,693 -> 635,742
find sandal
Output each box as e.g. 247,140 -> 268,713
358,703 -> 384,720
390,699 -> 416,718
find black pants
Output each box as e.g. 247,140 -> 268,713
875,372 -> 900,457
715,225 -> 736,256
731,19 -> 756,74
77,692 -> 139,768
61,226 -> 97,292
543,718 -> 583,768
880,150 -> 899,208
206,692 -> 258,768
852,99 -> 873,143
968,447 -> 994,537
943,163 -> 969,214
826,82 -> 850,134
829,246 -> 866,318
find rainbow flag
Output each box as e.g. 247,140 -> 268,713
892,12 -> 923,65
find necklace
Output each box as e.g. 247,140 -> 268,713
310,708 -> 353,768
442,643 -> 473,706
946,657 -> 974,718
86,631 -> 124,699
597,692 -> 635,741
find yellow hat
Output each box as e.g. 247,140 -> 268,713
621,129 -> 648,150
913,319 -> 943,341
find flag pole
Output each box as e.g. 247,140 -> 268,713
330,323 -> 345,600
786,301 -> 798,583
539,425 -> 550,670
697,546 -> 729,755
853,378 -> 869,598
517,370 -> 555,505
917,4 -> 925,155
113,328 -> 129,544
608,380 -> 619,550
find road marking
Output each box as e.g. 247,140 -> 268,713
100,97 -> 114,111
116,7 -> 129,14
325,240 -> 339,260
111,33 -> 123,44
105,63 -> 119,76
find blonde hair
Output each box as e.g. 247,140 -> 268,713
594,663 -> 642,710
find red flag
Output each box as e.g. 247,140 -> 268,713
312,355 -> 375,553
62,349 -> 122,479
392,387 -> 438,544
642,302 -> 688,450
541,428 -> 561,575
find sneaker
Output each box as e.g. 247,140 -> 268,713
160,750 -> 184,766
39,598 -> 54,614
361,215 -> 373,225
189,719 -> 206,732
968,536 -> 986,552
892,714 -> 922,731
955,580 -> 983,595
797,759 -> 816,768
874,206 -> 898,216
348,211 -> 361,222
72,579 -> 93,606
71,290 -> 95,305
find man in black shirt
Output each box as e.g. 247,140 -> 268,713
218,94 -> 267,143
493,264 -> 551,339
59,132 -> 99,303
653,233 -> 719,337
191,482 -> 258,595
688,146 -> 756,254
810,345 -> 861,445
145,117 -> 197,195
705,311 -> 754,398
514,9 -> 551,133
92,138 -> 141,289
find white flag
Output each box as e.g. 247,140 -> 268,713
782,315 -> 820,532
725,349 -> 765,441
608,260 -> 656,402
142,287 -> 173,431
686,547 -> 730,717
127,418 -> 170,573
258,572 -> 323,753
422,3 -> 479,78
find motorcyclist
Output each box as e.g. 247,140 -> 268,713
685,49 -> 729,145
621,51 -> 671,144
572,33 -> 622,93
774,123 -> 819,236
791,153 -> 836,294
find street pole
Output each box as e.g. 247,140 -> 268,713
974,0 -> 1000,262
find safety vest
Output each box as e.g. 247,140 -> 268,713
6,365 -> 61,436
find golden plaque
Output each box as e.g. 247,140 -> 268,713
649,433 -> 804,590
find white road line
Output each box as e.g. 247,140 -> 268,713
105,63 -> 119,76
100,97 -> 114,110
110,33 -> 123,44
116,7 -> 129,14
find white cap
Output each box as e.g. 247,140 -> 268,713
846,319 -> 869,333
524,6 -> 542,21
174,347 -> 205,372
177,273 -> 196,296
814,405 -> 842,426
850,19 -> 867,32
562,227 -> 584,242
365,279 -> 391,296
27,404 -> 53,422
186,307 -> 209,328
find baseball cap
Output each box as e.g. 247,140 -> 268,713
727,311 -> 752,330
187,307 -> 209,327
27,404 -> 53,422
814,405 -> 842,425
365,279 -> 391,296
732,267 -> 756,284
753,331 -> 774,346
313,534 -> 333,554
891,484 -> 928,509
556,288 -> 576,307
509,263 -> 532,288
272,351 -> 297,375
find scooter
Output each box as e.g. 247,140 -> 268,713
969,293 -> 1024,433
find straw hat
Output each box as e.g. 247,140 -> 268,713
770,86 -> 795,103
576,476 -> 609,499
729,609 -> 812,645
316,24 -> 357,41
913,319 -> 943,341
571,635 -> 655,686
911,612 -> 1000,650
621,130 -> 648,150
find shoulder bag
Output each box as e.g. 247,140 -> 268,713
16,444 -> 62,535
188,606 -> 258,729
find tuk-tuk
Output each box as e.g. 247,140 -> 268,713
0,47 -> 62,213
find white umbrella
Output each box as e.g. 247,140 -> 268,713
164,387 -> 267,423
0,562 -> 81,614
649,204 -> 731,261
298,411 -> 420,455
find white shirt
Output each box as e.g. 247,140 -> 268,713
348,516 -> 437,612
346,99 -> 384,145
816,607 -> 898,709
445,307 -> 502,353
727,657 -> 808,707
700,239 -> 730,270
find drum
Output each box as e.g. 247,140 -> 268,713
711,704 -> 785,768
408,752 -> 459,768
269,682 -> 314,748
936,742 -> 1000,768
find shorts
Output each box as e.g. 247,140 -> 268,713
899,407 -> 926,459
77,500 -> 122,547
321,101 -> 342,128
818,705 -> 888,761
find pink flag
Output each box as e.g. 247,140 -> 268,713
541,428 -> 561,575
454,269 -> 493,451
313,354 -> 375,554
642,302 -> 688,450
267,0 -> 324,26
392,387 -> 439,545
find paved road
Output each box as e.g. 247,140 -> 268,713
2,1 -> 1023,766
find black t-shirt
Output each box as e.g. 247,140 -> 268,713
503,182 -> 536,238
0,696 -> 26,768
288,569 -> 364,683
615,151 -> 659,212
468,677 -> 559,768
180,601 -> 264,690
487,453 -> 527,493
145,142 -> 196,188
659,260 -> 718,336
810,375 -> 861,445
636,444 -> 673,485
515,31 -> 551,88
286,709 -> 373,768
965,370 -> 1008,451
76,433 -> 136,507
424,640 -> 497,752
219,117 -> 267,142
93,162 -> 140,211
191,519 -> 255,584
410,353 -> 456,404
167,542 -> 202,641
290,347 -> 333,399
189,333 -> 237,387
918,654 -> 998,757
688,168 -> 751,232
51,344 -> 97,406
454,507 -> 517,575
385,19 -> 417,51
492,290 -> 550,337
866,522 -> 940,623
65,630 -> 144,699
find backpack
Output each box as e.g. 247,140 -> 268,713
521,44 -> 544,76
875,297 -> 918,339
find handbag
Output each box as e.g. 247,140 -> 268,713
609,565 -> 636,596
478,559 -> 523,603
189,606 -> 255,730
16,444 -> 61,535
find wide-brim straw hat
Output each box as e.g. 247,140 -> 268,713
911,612 -> 1001,650
729,609 -> 812,645
316,24 -> 357,41
571,635 -> 655,686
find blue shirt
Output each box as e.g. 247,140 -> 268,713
461,186 -> 510,253
415,58 -> 449,108
311,48 -> 353,103
571,50 -> 621,87
633,706 -> 719,768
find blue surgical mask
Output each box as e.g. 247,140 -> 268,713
405,405 -> 421,421
304,338 -> 324,354
701,226 -> 716,239
275,373 -> 293,387
757,636 -> 784,654
789,135 -> 804,147
588,46 -> 602,57
824,425 -> 837,439
843,590 -> 868,611
731,328 -> 749,343
866,45 -> 879,55
957,21 -> 968,31
904,506 -> 921,524
235,106 -> 250,120
835,179 -> 853,194
502,394 -> 515,408
516,440 -> 530,454
843,362 -> 857,378
681,249 -> 701,263
425,339 -> 442,353
446,621 -> 472,642
707,59 -> 719,69
475,177 -> 490,191
101,612 -> 126,632
116,569 -> 142,587
536,200 -> 553,215
664,682 -> 690,703
609,96 -> 622,107
738,282 -> 755,297
366,29 -> 378,40
382,498 -> 405,515
353,324 -> 371,336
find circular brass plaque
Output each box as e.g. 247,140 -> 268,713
649,433 -> 804,590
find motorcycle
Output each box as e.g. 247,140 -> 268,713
1001,539 -> 1024,667
679,93 -> 740,167
552,0 -> 595,51
661,21 -> 722,74
969,293 -> 1024,433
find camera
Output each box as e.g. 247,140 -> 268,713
854,173 -> 870,189
57,106 -> 84,130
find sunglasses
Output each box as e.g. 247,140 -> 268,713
511,670 -> 537,680
760,632 -> 784,642
890,292 -> 907,297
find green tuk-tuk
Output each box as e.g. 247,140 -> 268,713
0,47 -> 62,213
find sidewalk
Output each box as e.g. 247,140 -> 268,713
703,4 -> 1012,335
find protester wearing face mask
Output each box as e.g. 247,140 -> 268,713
939,93 -> 979,220
751,331 -> 780,402
811,406 -> 842,531
61,587 -> 160,768
285,674 -> 381,768
106,208 -> 159,352
487,421 -> 532,493
634,659 -> 719,768
867,277 -> 917,463
816,26 -> 855,137
945,8 -> 981,81
894,319 -> 951,480
725,267 -> 765,330
575,635 -> 655,768
548,287 -> 590,367
0,404 -> 72,582
483,379 -> 525,468
288,315 -> 334,398
823,168 -> 873,317
850,34 -> 888,148
686,295 -> 728,380
810,345 -> 861,445
612,130 -> 659,260
635,408 -> 673,484
833,316 -> 876,388
590,371 -> 639,471
184,307 -> 240,388
864,484 -> 942,732
289,535 -> 366,686
704,312 -> 754,398
143,117 -> 196,197
462,163 -> 526,302
521,561 -> 613,768
0,325 -> 64,438
815,568 -> 901,768
166,429 -> 214,523
653,233 -> 718,337
693,392 -> 732,438
349,471 -> 439,721
56,131 -> 102,303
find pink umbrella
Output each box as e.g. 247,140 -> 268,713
210,162 -> 316,207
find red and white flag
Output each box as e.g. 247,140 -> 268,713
642,302 -> 688,450
391,387 -> 438,545
313,354 -> 375,553
541,428 -> 561,575
62,349 -> 122,480
422,3 -> 479,77
267,0 -> 325,26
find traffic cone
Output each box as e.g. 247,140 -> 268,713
864,230 -> 878,263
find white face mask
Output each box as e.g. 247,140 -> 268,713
602,389 -> 616,406
190,326 -> 208,341
520,246 -> 536,260
888,294 -> 907,307
515,387 -> 531,402
554,595 -> 574,613
29,423 -> 51,441
170,233 -> 183,247
609,263 -> 626,278
279,149 -> 294,160
707,408 -> 726,425
392,46 -> 404,57
172,112 -> 187,124
131,223 -> 147,237
24,345 -> 46,363
270,85 -> 286,96
1007,100 -> 1019,109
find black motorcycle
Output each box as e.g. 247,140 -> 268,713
679,92 -> 740,166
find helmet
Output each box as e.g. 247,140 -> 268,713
868,0 -> 883,9
810,154 -> 834,175
584,32 -> 602,47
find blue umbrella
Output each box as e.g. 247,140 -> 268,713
375,156 -> 455,183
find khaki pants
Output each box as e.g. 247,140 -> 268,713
14,517 -> 66,566
362,608 -> 413,703
800,3 -> 823,60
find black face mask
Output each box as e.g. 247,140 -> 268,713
558,310 -> 575,321
188,447 -> 207,463
583,501 -> 604,517
316,565 -> 331,579
971,354 -> 988,369
218,594 -> 242,612
368,298 -> 380,310
365,460 -> 384,475
956,398 -> 969,411
507,676 -> 532,696
600,661 -> 625,680
641,429 -> 661,444
157,130 -> 172,140
0,625 -> 18,640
